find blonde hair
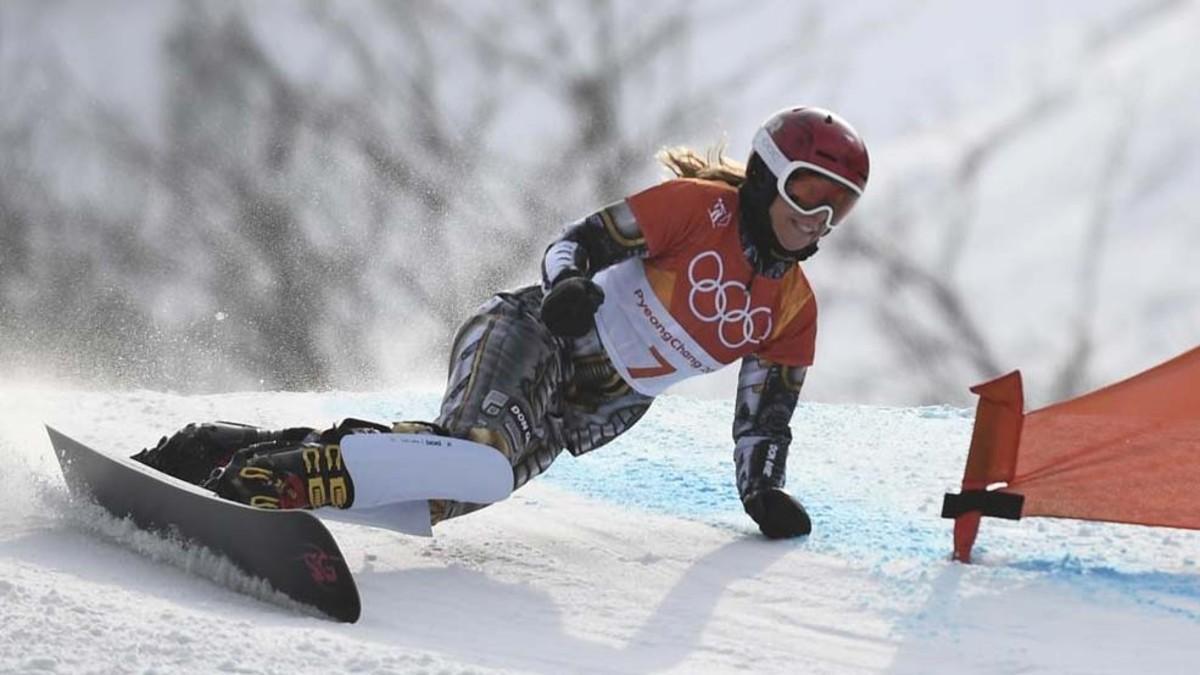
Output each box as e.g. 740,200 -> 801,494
656,144 -> 745,188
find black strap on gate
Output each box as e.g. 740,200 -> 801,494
941,489 -> 1025,520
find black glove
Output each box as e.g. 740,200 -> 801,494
734,439 -> 809,538
743,488 -> 812,539
541,274 -> 605,338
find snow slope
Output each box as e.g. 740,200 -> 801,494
2,384 -> 1199,674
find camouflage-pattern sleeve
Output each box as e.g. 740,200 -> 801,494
731,356 -> 807,501
541,200 -> 647,288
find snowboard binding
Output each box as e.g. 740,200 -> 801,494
205,440 -> 357,510
202,418 -> 394,510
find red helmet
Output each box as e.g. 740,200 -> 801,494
753,106 -> 869,192
751,107 -> 869,230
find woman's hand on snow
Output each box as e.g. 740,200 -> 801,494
742,488 -> 812,539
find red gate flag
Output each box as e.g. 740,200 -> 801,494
942,346 -> 1200,562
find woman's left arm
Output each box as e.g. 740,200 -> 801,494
539,202 -> 647,338
732,356 -> 813,538
541,201 -> 647,288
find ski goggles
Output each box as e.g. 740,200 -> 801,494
753,128 -> 863,232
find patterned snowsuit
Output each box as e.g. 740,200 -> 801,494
430,178 -> 816,523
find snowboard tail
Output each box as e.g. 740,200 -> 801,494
46,426 -> 361,623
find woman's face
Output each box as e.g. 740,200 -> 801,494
767,171 -> 857,252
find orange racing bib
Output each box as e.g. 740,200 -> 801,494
592,179 -> 817,396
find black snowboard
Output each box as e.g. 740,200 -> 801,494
46,426 -> 361,623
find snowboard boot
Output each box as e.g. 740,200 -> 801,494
132,422 -> 310,486
203,418 -> 401,510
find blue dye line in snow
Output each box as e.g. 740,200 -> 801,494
540,425 -> 954,563
543,442 -> 738,519
1011,558 -> 1200,622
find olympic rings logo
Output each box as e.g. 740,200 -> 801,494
687,251 -> 773,349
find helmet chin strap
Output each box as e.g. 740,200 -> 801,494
765,231 -> 818,263
782,241 -> 819,262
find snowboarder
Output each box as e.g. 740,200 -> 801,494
134,106 -> 870,540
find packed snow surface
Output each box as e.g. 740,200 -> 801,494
2,384 -> 1198,673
